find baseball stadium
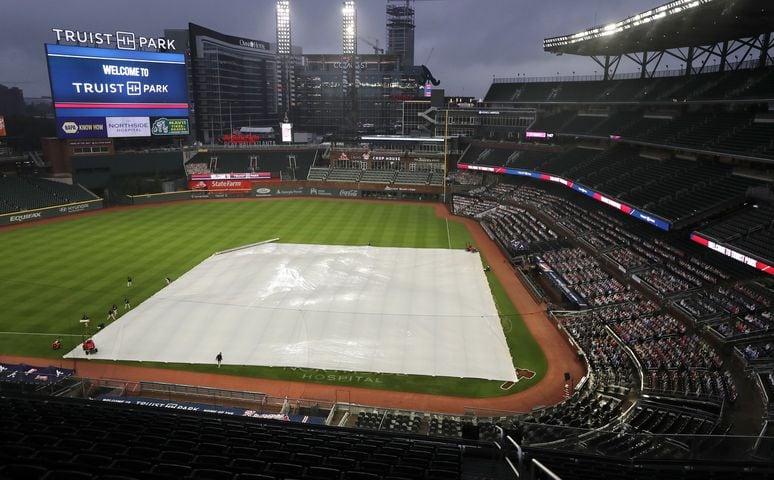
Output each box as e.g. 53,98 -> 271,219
1,1 -> 774,479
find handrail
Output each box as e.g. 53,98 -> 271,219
605,324 -> 645,392
531,458 -> 562,480
507,435 -> 524,469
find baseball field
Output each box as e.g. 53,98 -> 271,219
0,199 -> 547,398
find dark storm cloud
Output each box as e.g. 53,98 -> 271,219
1,0 -> 661,98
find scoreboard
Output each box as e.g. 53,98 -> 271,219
46,44 -> 189,139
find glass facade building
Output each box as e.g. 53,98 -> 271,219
294,54 -> 426,134
188,23 -> 278,143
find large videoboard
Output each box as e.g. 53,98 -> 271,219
46,44 -> 189,139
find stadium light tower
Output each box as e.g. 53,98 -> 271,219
276,0 -> 291,56
342,1 -> 357,55
341,0 -> 358,133
276,0 -> 294,121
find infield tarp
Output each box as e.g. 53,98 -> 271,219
64,243 -> 516,382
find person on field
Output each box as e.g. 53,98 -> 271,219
81,313 -> 90,328
127,276 -> 133,287
52,338 -> 62,350
216,352 -> 223,368
165,276 -> 171,285
82,338 -> 97,355
124,297 -> 130,310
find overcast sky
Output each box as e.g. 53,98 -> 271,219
1,0 -> 662,99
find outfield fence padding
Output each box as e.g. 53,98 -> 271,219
129,189 -> 253,205
0,199 -> 103,227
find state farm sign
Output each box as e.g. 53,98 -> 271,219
187,180 -> 252,191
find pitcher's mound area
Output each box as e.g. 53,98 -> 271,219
65,243 -> 516,382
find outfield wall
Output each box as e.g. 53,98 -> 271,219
0,199 -> 103,227
253,186 -> 361,198
129,190 -> 252,205
255,185 -> 440,200
128,187 -> 362,204
128,182 -> 443,205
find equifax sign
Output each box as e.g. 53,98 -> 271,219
52,28 -> 175,51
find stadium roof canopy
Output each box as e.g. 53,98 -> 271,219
544,0 -> 774,56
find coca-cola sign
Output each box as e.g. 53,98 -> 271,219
338,189 -> 360,198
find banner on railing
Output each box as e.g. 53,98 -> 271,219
457,163 -> 671,231
690,233 -> 773,276
99,395 -> 325,424
0,363 -> 75,385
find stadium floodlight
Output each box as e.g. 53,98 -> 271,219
276,0 -> 291,55
342,0 -> 357,55
544,0 -> 714,49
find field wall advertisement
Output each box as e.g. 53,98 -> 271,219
0,200 -> 103,227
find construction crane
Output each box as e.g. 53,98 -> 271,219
359,36 -> 384,55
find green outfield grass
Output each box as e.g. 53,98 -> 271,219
0,199 -> 546,398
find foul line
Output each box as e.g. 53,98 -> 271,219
445,218 -> 451,249
0,331 -> 82,337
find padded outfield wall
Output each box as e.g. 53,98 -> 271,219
0,199 -> 103,227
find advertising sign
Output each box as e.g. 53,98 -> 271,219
105,116 -> 150,138
188,179 -> 252,191
0,200 -> 103,227
691,233 -> 773,275
99,395 -> 324,424
252,187 -> 362,198
281,122 -> 292,143
151,117 -> 189,136
191,172 -> 271,180
0,362 -> 74,385
525,131 -> 554,139
271,187 -> 305,196
52,28 -> 176,51
57,117 -> 107,139
423,81 -> 432,97
629,209 -> 670,231
46,44 -> 188,127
